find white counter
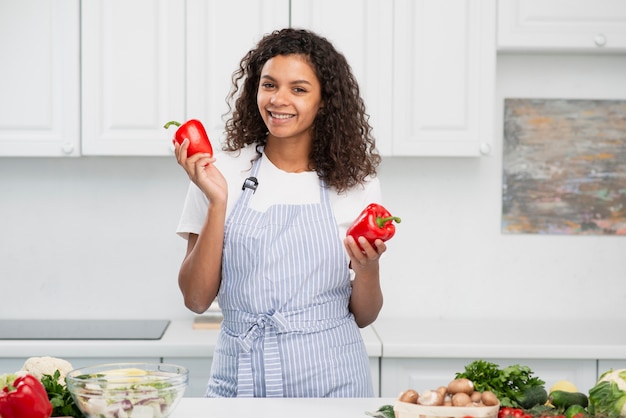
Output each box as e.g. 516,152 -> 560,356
169,397 -> 397,418
0,320 -> 382,358
373,318 -> 626,359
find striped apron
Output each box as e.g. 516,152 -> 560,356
205,154 -> 373,398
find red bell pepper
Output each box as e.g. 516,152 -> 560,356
0,373 -> 53,418
164,119 -> 213,157
346,203 -> 401,250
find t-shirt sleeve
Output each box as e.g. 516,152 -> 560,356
176,182 -> 209,240
332,176 -> 384,240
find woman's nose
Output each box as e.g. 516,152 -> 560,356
270,89 -> 286,105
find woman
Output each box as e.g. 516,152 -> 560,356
175,28 -> 385,397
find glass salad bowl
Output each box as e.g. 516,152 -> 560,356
65,362 -> 188,418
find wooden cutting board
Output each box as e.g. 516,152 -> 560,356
192,315 -> 223,330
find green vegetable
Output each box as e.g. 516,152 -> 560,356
455,359 -> 545,408
550,390 -> 589,409
518,385 -> 549,409
588,369 -> 626,418
564,404 -> 587,418
365,404 -> 395,418
40,370 -> 82,418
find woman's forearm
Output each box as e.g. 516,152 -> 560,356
178,202 -> 226,313
349,267 -> 383,328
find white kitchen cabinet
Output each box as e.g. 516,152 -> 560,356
498,0 -> 626,51
163,357 -> 212,397
380,358 -> 598,397
392,0 -> 496,156
598,360 -> 626,375
0,0 -> 80,157
186,0 -> 289,145
290,0 -> 394,156
81,0 -> 186,156
0,357 -> 160,376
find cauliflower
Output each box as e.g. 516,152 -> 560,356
589,369 -> 626,417
21,356 -> 74,386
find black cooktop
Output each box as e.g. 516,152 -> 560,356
0,319 -> 170,340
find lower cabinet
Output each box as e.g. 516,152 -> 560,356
380,358 -> 598,397
0,357 -> 160,375
163,357 -> 212,398
598,360 -> 626,375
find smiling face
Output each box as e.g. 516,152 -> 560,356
257,54 -> 323,147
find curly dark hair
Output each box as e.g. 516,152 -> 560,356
223,28 -> 381,193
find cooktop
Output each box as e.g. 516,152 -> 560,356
0,319 -> 170,340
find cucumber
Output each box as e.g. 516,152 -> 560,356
549,390 -> 589,409
518,386 -> 549,409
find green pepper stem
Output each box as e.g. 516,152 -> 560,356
376,216 -> 401,228
163,120 -> 182,129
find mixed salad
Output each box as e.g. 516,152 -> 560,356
67,367 -> 187,418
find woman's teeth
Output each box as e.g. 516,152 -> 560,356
270,112 -> 293,119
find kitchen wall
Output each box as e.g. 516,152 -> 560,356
1,53 -> 625,322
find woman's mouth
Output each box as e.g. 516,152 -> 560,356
269,111 -> 295,120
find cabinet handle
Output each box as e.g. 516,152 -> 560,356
479,142 -> 492,156
594,33 -> 607,47
61,142 -> 75,155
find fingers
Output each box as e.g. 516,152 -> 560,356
344,235 -> 385,265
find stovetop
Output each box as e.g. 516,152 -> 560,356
0,319 -> 170,340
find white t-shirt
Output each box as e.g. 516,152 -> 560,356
176,144 -> 382,240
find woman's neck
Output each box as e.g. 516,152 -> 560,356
264,138 -> 313,173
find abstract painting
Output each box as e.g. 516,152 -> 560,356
502,98 -> 626,235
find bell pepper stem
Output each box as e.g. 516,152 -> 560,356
163,120 -> 182,129
376,216 -> 401,228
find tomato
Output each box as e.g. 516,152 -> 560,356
499,407 -> 514,418
499,408 -> 526,418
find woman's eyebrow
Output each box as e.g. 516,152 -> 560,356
260,74 -> 313,86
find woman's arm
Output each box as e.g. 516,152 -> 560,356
178,201 -> 226,313
175,139 -> 228,313
344,236 -> 385,328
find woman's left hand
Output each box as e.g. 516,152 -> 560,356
343,235 -> 386,272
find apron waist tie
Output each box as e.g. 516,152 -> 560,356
236,311 -> 291,397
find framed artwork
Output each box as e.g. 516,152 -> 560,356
502,98 -> 626,235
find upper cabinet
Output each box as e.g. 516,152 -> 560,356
0,0 -> 80,157
185,0 -> 289,145
392,0 -> 496,157
81,0 -> 186,156
290,0 -> 394,156
498,0 -> 626,51
0,0 -> 496,158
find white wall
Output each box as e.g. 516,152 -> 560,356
1,53 -> 625,322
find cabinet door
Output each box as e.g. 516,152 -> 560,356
81,0 -> 185,155
163,357 -> 212,397
498,0 -> 626,51
186,0 -> 289,144
290,0 -> 393,156
392,0 -> 495,156
0,0 -> 79,156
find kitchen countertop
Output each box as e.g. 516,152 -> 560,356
169,397 -> 396,418
374,318 -> 626,359
3,318 -> 625,361
0,320 -> 382,359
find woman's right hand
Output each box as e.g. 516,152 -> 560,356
174,138 -> 227,204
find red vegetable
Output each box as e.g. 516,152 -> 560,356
346,203 -> 401,250
164,119 -> 213,157
0,374 -> 53,418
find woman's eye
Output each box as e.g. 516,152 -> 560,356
262,82 -> 275,89
293,87 -> 306,93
